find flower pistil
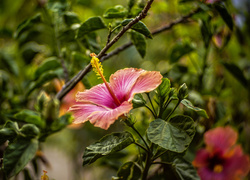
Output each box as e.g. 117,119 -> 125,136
90,53 -> 121,106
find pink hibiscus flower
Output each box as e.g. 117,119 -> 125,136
69,55 -> 162,129
193,126 -> 250,180
205,0 -> 220,3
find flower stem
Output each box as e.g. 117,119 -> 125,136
146,93 -> 157,118
134,142 -> 148,152
145,104 -> 157,118
142,151 -> 152,180
152,149 -> 168,161
165,99 -> 181,121
158,96 -> 171,118
130,125 -> 150,152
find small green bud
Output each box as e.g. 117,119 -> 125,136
122,115 -> 136,127
177,83 -> 188,100
37,91 -> 50,111
108,23 -> 112,30
132,94 -> 146,108
43,98 -> 60,124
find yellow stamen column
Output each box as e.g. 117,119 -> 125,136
90,53 -> 121,106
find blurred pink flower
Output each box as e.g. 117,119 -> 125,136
54,79 -> 85,116
205,0 -> 221,4
193,126 -> 250,180
69,68 -> 162,130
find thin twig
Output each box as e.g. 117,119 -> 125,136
145,104 -> 157,118
134,142 -> 149,152
131,125 -> 150,152
102,7 -> 201,63
146,93 -> 157,118
151,8 -> 201,36
56,6 -> 200,100
106,29 -> 112,45
165,99 -> 181,121
56,0 -> 154,100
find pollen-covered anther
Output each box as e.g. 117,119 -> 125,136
213,164 -> 223,173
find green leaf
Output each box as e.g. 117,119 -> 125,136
42,98 -> 60,123
0,122 -> 19,144
181,99 -> 209,118
14,109 -> 45,128
63,12 -> 80,26
14,14 -> 42,39
0,128 -> 17,145
200,19 -> 212,48
214,3 -> 233,30
222,62 -> 248,88
157,78 -> 171,99
39,113 -> 70,141
177,83 -> 188,100
128,0 -> 136,9
132,94 -> 146,108
50,113 -> 73,132
172,158 -> 200,180
122,19 -> 152,39
130,31 -> 147,58
3,138 -> 39,178
82,132 -> 134,166
76,16 -> 106,38
117,162 -> 141,180
4,121 -> 19,131
27,69 -> 63,96
47,1 -> 67,12
157,148 -> 185,163
169,42 -> 195,63
34,57 -> 61,80
147,116 -> 195,153
103,5 -> 128,19
20,124 -> 40,138
0,52 -> 19,76
81,32 -> 101,53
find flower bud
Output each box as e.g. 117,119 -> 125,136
43,98 -> 60,124
177,83 -> 188,100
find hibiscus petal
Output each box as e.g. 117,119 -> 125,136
68,103 -> 109,124
223,145 -> 250,179
204,126 -> 238,153
88,101 -> 133,130
198,167 -> 224,180
110,68 -> 145,102
193,149 -> 210,168
128,71 -> 162,101
76,83 -> 117,109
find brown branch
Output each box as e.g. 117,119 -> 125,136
101,8 -> 201,63
56,0 -> 154,100
56,5 -> 200,100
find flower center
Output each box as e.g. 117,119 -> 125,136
90,53 -> 121,106
213,164 -> 223,173
208,152 -> 225,173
